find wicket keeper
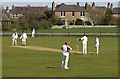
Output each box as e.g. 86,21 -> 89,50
12,32 -> 18,46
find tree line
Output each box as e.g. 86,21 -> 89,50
2,8 -> 119,31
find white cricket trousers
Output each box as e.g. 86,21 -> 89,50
96,45 -> 99,54
32,33 -> 35,38
12,39 -> 17,46
83,44 -> 87,55
62,52 -> 69,68
22,40 -> 26,46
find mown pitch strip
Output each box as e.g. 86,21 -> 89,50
11,46 -> 95,54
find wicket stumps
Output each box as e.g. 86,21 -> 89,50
76,45 -> 79,53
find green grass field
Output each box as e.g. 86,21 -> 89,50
2,36 -> 118,77
2,27 -> 118,33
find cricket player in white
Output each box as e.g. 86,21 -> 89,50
12,32 -> 18,46
62,41 -> 72,69
20,31 -> 28,46
32,28 -> 35,38
95,36 -> 99,54
77,34 -> 88,55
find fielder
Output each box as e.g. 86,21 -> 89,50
77,34 -> 88,55
20,31 -> 28,46
95,36 -> 99,54
32,28 -> 35,38
62,41 -> 72,69
12,32 -> 18,46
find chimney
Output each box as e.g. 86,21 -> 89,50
77,2 -> 79,6
92,2 -> 95,8
45,5 -> 48,8
6,6 -> 9,12
28,5 -> 31,7
52,1 -> 55,11
107,2 -> 110,9
12,5 -> 15,9
85,2 -> 88,10
111,3 -> 113,10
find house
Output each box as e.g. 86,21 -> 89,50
52,2 -> 112,25
52,2 -> 89,25
0,5 -> 11,25
84,2 -> 107,13
0,10 -> 11,25
112,7 -> 120,18
6,5 -> 50,19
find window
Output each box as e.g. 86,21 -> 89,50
80,12 -> 82,16
16,14 -> 18,18
72,12 -> 75,16
26,8 -> 27,10
80,12 -> 85,16
83,12 -> 85,16
72,20 -> 74,23
12,14 -> 14,18
61,11 -> 65,16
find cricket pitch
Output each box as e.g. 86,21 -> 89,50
11,46 -> 95,54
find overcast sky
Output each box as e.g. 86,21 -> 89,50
1,0 -> 120,2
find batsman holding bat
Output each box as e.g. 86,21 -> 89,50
62,41 -> 72,69
20,31 -> 28,46
77,34 -> 88,55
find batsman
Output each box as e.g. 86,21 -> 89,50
20,31 -> 28,46
77,34 -> 88,55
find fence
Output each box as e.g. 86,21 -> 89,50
1,26 -> 120,37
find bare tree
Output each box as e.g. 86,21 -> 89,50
88,7 -> 105,25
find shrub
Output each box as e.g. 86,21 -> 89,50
55,20 -> 64,25
75,18 -> 84,25
85,21 -> 92,25
69,22 -> 74,25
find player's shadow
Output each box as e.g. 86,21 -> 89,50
46,66 -> 59,69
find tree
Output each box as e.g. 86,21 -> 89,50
103,9 -> 112,25
44,10 -> 54,18
2,22 -> 12,31
39,19 -> 51,29
88,7 -> 105,25
17,12 -> 56,30
3,10 -> 61,31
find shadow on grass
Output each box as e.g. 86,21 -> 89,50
46,66 -> 60,69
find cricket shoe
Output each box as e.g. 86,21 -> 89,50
65,67 -> 69,69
